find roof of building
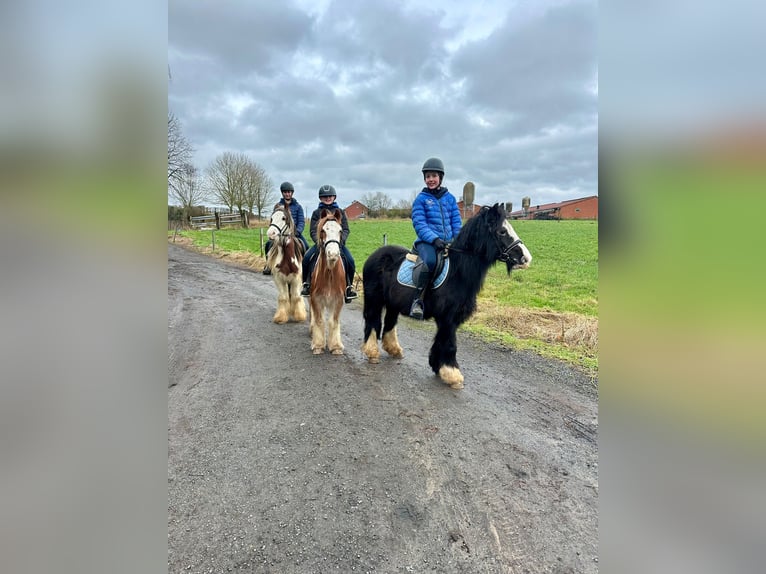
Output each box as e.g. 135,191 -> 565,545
509,195 -> 597,216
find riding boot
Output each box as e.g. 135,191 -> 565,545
344,273 -> 358,303
301,252 -> 314,297
409,270 -> 432,320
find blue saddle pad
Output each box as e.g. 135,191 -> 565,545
396,258 -> 449,289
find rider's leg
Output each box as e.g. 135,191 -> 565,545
263,240 -> 273,274
301,246 -> 316,296
342,246 -> 358,301
409,243 -> 436,319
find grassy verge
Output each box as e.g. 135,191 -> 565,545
169,218 -> 598,376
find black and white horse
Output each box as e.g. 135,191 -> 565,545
361,203 -> 532,388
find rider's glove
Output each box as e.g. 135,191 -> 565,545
432,238 -> 447,251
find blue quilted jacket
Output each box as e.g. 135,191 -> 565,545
411,187 -> 462,244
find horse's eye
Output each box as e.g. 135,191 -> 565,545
498,228 -> 508,235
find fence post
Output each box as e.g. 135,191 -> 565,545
383,233 -> 387,246
260,228 -> 264,255
211,229 -> 215,251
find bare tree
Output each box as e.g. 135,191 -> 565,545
361,191 -> 393,217
169,163 -> 206,220
168,112 -> 194,193
243,162 -> 275,221
206,152 -> 275,220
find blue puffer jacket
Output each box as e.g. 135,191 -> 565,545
411,187 -> 462,244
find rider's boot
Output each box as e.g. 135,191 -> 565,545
344,272 -> 358,303
409,270 -> 432,320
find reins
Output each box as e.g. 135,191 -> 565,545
443,236 -> 523,263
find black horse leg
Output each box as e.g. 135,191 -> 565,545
363,303 -> 382,342
428,320 -> 459,375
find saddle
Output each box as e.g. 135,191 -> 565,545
396,248 -> 449,289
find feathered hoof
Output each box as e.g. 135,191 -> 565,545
330,349 -> 344,355
438,366 -> 464,389
312,347 -> 324,355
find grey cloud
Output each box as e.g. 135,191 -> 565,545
452,1 -> 597,131
169,0 -> 598,208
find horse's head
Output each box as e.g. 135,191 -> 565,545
318,208 -> 343,267
268,206 -> 293,242
487,204 -> 532,272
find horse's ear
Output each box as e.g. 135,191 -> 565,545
333,209 -> 343,222
489,203 -> 505,219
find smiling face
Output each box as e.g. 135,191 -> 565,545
320,194 -> 336,205
423,171 -> 441,190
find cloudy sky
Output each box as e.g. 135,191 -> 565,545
169,0 -> 598,210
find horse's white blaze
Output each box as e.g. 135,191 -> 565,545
267,212 -> 288,242
321,220 -> 343,266
503,220 -> 532,269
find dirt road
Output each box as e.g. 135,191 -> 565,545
168,243 -> 598,573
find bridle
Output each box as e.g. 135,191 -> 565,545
268,213 -> 292,243
447,233 -> 524,264
318,218 -> 342,254
497,237 -> 524,264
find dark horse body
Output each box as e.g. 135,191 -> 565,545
362,203 -> 532,388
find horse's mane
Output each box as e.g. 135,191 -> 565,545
450,203 -> 506,262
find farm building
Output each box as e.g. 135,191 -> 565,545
344,200 -> 369,220
457,201 -> 483,219
509,195 -> 598,220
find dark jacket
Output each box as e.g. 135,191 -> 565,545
309,201 -> 350,245
411,186 -> 462,244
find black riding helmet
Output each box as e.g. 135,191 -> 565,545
318,184 -> 336,198
422,157 -> 445,175
422,157 -> 445,185
280,181 -> 294,193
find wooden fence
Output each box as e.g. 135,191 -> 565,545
190,212 -> 244,230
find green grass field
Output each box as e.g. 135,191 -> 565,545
170,218 -> 598,372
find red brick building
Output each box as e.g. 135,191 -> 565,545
457,201 -> 483,219
509,195 -> 598,220
344,200 -> 369,220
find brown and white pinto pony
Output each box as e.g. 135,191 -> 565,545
266,205 -> 306,324
309,208 -> 346,355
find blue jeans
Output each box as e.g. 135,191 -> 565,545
414,241 -> 438,272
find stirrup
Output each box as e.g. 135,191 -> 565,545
300,283 -> 310,297
344,286 -> 358,303
409,299 -> 424,320
262,265 -> 271,275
